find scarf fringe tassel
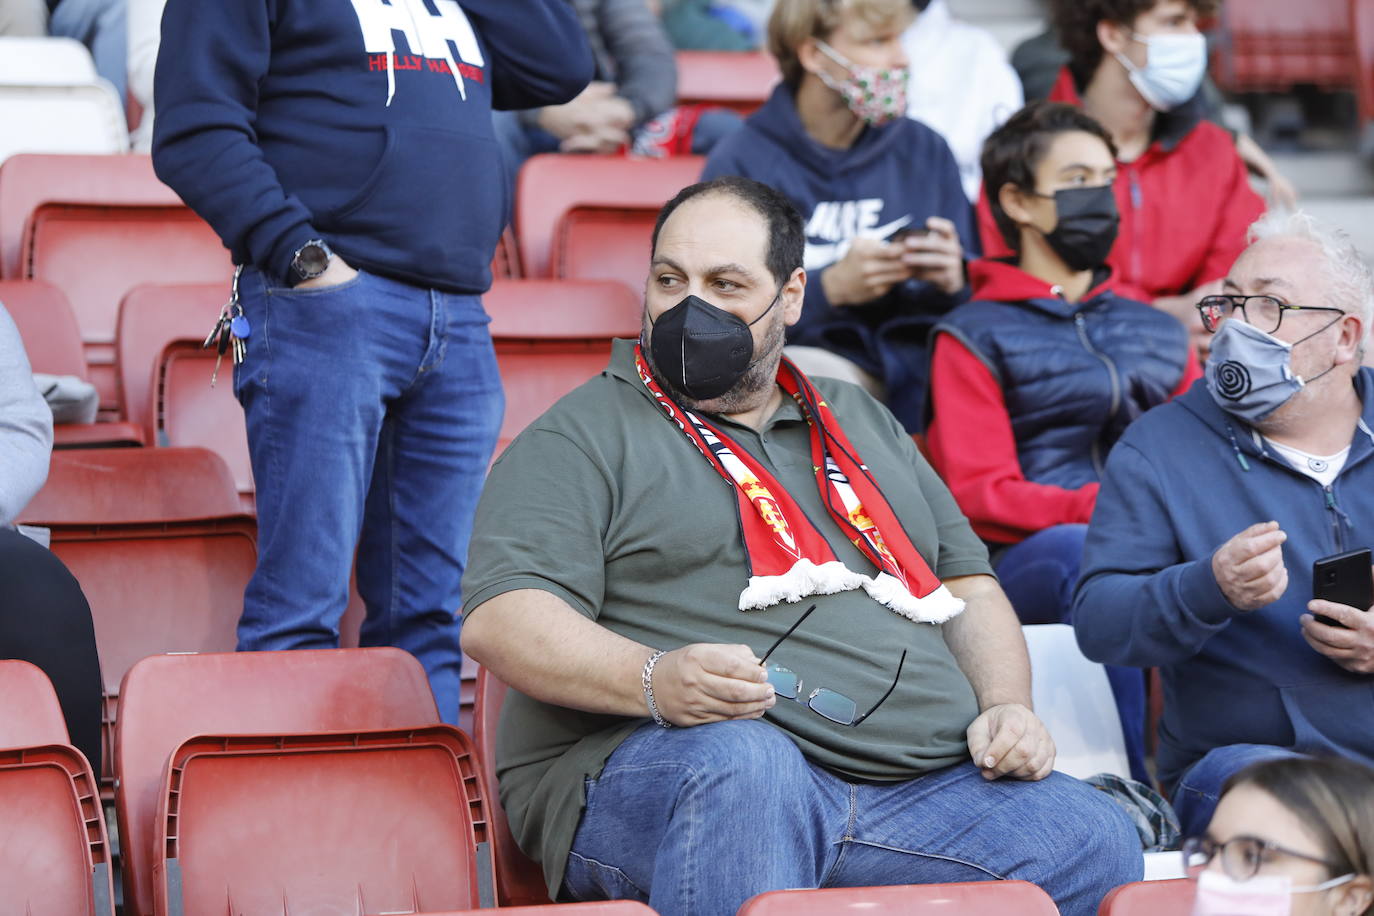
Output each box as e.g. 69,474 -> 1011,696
739,562 -> 966,624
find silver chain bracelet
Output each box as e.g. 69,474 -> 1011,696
641,649 -> 673,728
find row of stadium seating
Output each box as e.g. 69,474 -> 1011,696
0,652 -> 1190,914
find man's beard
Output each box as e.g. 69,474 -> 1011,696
641,306 -> 787,413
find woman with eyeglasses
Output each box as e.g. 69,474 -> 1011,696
1184,756 -> 1374,916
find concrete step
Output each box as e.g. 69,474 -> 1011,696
1297,196 -> 1374,259
1268,151 -> 1374,197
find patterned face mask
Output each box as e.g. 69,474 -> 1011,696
814,40 -> 908,126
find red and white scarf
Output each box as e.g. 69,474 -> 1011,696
635,346 -> 964,624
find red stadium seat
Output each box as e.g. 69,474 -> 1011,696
150,727 -> 492,915
0,279 -> 145,447
484,278 -> 641,454
736,881 -> 1061,915
114,283 -> 225,439
1354,0 -> 1374,151
0,659 -> 69,748
474,666 -> 555,907
156,345 -> 254,508
19,447 -> 241,526
494,225 -> 523,279
515,154 -> 703,281
44,514 -> 256,799
0,743 -> 115,916
21,202 -> 231,413
1098,879 -> 1196,915
426,905 -> 658,915
1211,0 -> 1357,94
114,648 -> 442,916
675,50 -> 779,114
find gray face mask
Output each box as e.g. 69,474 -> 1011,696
1205,317 -> 1340,424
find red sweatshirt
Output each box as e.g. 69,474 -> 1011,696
976,69 -> 1266,303
926,261 -> 1201,544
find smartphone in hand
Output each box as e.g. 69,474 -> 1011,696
1313,548 -> 1373,628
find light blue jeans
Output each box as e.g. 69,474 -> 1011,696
1172,744 -> 1306,838
48,0 -> 127,103
563,720 -> 1143,916
232,267 -> 503,723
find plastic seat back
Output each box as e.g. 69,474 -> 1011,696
1024,623 -> 1130,779
22,202 -> 231,412
556,206 -> 659,291
156,344 -> 254,504
675,50 -> 779,113
1098,878 -> 1195,915
19,447 -> 241,526
737,881 -> 1061,914
115,648 -> 441,916
1354,0 -> 1374,135
474,667 -> 554,906
485,278 -> 641,455
0,36 -> 99,85
0,744 -> 114,916
0,278 -> 87,376
1213,0 -> 1354,92
0,660 -> 70,749
515,154 -> 703,279
0,84 -> 128,167
425,904 -> 658,915
152,727 -> 490,915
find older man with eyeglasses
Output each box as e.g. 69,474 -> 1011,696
460,176 -> 1140,916
1074,210 -> 1374,840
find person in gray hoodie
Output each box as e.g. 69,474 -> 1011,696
0,300 -> 51,526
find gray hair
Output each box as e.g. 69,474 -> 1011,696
1248,210 -> 1374,341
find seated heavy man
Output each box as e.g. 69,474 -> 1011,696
461,176 -> 1140,916
1074,211 -> 1374,837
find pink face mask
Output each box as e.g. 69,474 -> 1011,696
813,40 -> 908,127
1191,868 -> 1355,916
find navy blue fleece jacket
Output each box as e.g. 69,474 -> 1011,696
153,0 -> 593,293
1074,370 -> 1374,792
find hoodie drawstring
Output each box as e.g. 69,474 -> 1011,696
1224,421 -> 1251,472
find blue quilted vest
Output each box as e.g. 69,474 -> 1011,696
933,287 -> 1191,489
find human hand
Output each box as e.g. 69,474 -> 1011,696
651,643 -> 776,726
559,123 -> 630,154
1211,521 -> 1289,611
901,217 -> 965,296
538,82 -> 634,142
1301,576 -> 1374,673
966,703 -> 1055,781
820,237 -> 912,306
294,255 -> 357,290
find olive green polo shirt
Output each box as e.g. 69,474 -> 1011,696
461,339 -> 993,898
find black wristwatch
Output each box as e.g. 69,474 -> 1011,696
289,238 -> 333,285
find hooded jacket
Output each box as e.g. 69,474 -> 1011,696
702,82 -> 976,430
152,0 -> 593,293
926,259 -> 1196,543
975,69 -> 1265,302
1074,369 -> 1374,792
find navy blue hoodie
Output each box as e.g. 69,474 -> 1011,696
1074,370 -> 1374,792
153,0 -> 593,293
702,83 -> 976,429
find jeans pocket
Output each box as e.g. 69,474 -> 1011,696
562,851 -> 648,903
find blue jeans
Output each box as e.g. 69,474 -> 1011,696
1172,744 -> 1305,838
232,267 -> 503,723
563,720 -> 1142,916
997,524 -> 1150,785
48,0 -> 127,103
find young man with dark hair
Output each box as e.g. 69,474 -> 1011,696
703,0 -> 974,432
977,0 -> 1265,350
462,175 -> 1140,916
927,100 -> 1200,782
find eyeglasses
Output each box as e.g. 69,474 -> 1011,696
1182,835 -> 1344,883
1196,295 -> 1345,335
758,603 -> 906,727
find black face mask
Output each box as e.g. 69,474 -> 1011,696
648,291 -> 780,401
1035,184 -> 1120,273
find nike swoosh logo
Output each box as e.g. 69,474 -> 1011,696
804,216 -> 914,271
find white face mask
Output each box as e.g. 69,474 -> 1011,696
1191,868 -> 1356,916
1114,31 -> 1207,111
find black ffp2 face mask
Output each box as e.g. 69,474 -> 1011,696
1038,184 -> 1120,273
648,291 -> 779,401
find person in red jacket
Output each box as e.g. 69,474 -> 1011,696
976,0 -> 1265,352
928,101 -> 1200,782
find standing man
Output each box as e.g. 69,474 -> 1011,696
152,0 -> 593,722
